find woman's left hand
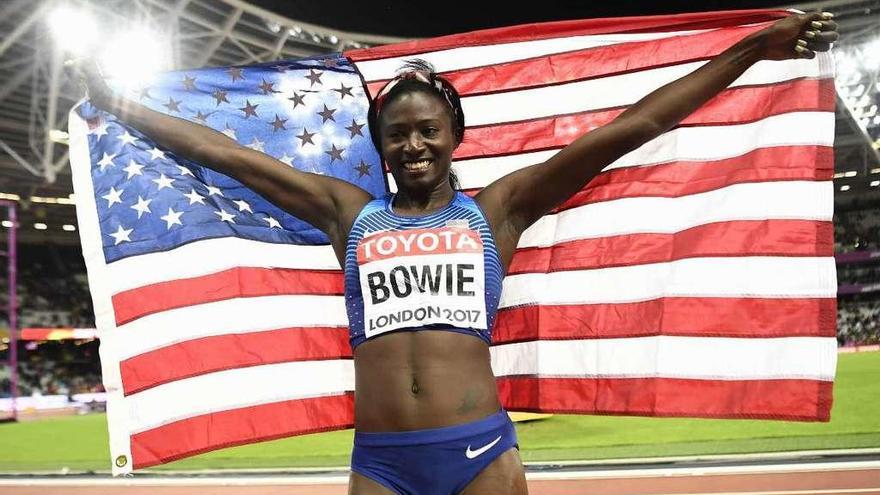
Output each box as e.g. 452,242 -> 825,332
756,11 -> 839,61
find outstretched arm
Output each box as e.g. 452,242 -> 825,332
476,12 -> 838,267
78,62 -> 373,252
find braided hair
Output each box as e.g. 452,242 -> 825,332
367,59 -> 464,190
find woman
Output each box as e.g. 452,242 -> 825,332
80,11 -> 837,495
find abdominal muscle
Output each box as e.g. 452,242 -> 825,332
352,329 -> 501,432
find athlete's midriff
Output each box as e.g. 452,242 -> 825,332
353,329 -> 501,432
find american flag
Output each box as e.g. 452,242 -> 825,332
69,9 -> 837,475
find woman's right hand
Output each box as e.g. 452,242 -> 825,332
69,58 -> 114,110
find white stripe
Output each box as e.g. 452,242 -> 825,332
106,238 -> 339,293
453,112 -> 834,190
519,180 -> 833,248
354,29 -> 713,82
490,336 -> 838,380
500,256 -> 837,308
125,360 -> 354,434
462,57 -> 830,127
110,295 -> 347,360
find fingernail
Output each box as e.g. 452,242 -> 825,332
811,21 -> 823,28
804,30 -> 816,39
795,45 -> 807,53
797,39 -> 808,47
821,12 -> 834,19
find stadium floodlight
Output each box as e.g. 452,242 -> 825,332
62,224 -> 77,232
34,223 -> 47,230
871,181 -> 880,187
1,221 -> 12,228
48,6 -> 98,56
841,185 -> 851,191
99,27 -> 170,89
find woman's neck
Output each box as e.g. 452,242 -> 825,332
392,185 -> 455,215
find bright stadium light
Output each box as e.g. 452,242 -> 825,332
62,224 -> 77,232
1,221 -> 12,228
100,27 -> 170,88
49,6 -> 98,55
841,185 -> 851,191
34,223 -> 47,230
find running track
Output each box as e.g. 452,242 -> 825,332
2,460 -> 878,494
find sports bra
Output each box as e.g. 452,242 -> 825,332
344,192 -> 503,349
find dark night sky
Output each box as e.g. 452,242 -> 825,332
248,1 -> 792,38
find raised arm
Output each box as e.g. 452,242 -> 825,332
78,62 -> 373,255
476,12 -> 838,266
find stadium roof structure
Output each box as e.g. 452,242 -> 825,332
0,0 -> 877,244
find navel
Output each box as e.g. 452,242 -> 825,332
411,377 -> 420,395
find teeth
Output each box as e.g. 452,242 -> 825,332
404,160 -> 431,171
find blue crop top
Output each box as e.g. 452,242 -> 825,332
344,192 -> 504,349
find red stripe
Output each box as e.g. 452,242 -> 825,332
364,23 -> 768,96
455,79 -> 835,160
120,327 -> 351,396
346,10 -> 788,63
130,393 -> 355,469
112,267 -> 343,326
497,377 -> 832,421
556,145 -> 834,212
493,297 -> 837,343
509,219 -> 833,275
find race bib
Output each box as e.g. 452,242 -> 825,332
358,226 -> 488,339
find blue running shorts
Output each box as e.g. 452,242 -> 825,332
351,409 -> 519,495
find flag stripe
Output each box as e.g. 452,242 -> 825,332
459,59 -> 829,127
113,295 -> 346,361
496,377 -> 832,421
500,257 -> 836,308
126,360 -> 354,434
449,112 -> 834,190
493,298 -> 837,342
131,393 -> 354,469
554,146 -> 833,212
509,219 -> 832,274
346,9 -> 790,66
106,237 -> 338,294
489,336 -> 837,380
112,267 -> 344,326
456,78 -> 833,160
364,24 -> 770,96
121,327 -> 351,396
519,181 -> 832,249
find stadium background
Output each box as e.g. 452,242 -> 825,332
0,0 -> 878,474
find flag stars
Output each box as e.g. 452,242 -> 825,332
317,105 -> 336,123
193,110 -> 214,124
354,160 -> 372,178
102,186 -> 123,207
346,120 -> 365,138
288,91 -> 306,108
333,82 -> 354,99
152,173 -> 175,190
177,165 -> 194,177
305,69 -> 323,87
270,114 -> 288,132
264,216 -> 281,228
297,128 -> 316,146
227,67 -> 244,82
90,121 -> 110,138
279,153 -> 294,166
163,97 -> 181,113
123,160 -> 144,179
184,188 -> 206,205
239,100 -> 259,119
130,196 -> 152,219
215,209 -> 236,223
117,131 -> 138,146
258,78 -> 278,95
109,225 -> 133,245
161,208 -> 184,229
325,144 -> 344,163
247,137 -> 265,152
96,152 -> 116,171
137,87 -> 153,101
233,199 -> 252,213
147,147 -> 166,160
182,74 -> 197,91
222,123 -> 237,140
211,89 -> 230,106
206,185 -> 223,196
